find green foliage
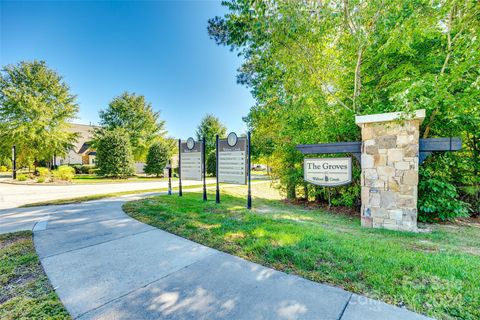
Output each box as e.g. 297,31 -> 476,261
206,151 -> 217,176
418,154 -> 469,221
52,165 -> 75,182
99,92 -> 166,161
36,167 -> 51,183
195,114 -> 227,152
209,0 -> 480,216
195,114 -> 227,175
37,167 -> 50,178
328,185 -> 360,207
418,177 -> 468,222
0,155 -> 11,170
0,165 -> 7,172
72,164 -> 96,175
0,60 -> 79,167
459,185 -> 480,215
17,174 -> 27,182
94,128 -> 135,178
144,140 -> 170,177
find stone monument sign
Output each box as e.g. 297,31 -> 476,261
355,109 -> 425,232
297,109 -> 460,232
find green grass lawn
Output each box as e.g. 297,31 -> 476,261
123,182 -> 480,320
250,170 -> 268,175
72,175 -> 270,184
0,231 -> 70,319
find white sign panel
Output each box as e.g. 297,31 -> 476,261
218,137 -> 247,185
304,157 -> 352,186
180,140 -> 203,181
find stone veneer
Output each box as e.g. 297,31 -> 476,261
355,110 -> 425,232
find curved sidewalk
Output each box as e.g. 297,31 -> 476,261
8,193 -> 431,319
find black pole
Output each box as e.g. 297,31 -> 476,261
247,131 -> 252,209
168,161 -> 172,195
215,134 -> 220,204
178,139 -> 182,197
203,136 -> 207,201
12,145 -> 16,180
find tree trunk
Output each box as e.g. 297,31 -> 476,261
353,46 -> 363,113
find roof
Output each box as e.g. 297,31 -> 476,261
67,123 -> 98,153
78,142 -> 91,155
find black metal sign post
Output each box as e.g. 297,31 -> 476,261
202,136 -> 207,201
247,131 -> 252,209
178,139 -> 182,197
215,134 -> 220,204
167,161 -> 172,195
12,145 -> 16,180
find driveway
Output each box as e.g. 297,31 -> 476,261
0,179 -> 212,210
1,192 -> 431,320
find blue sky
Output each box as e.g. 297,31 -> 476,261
0,0 -> 254,138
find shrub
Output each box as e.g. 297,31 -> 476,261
72,165 -> 83,174
0,165 -> 7,172
88,167 -> 98,174
52,165 -> 75,181
418,156 -> 469,222
72,164 -> 95,174
0,156 -> 12,171
144,141 -> 170,177
17,174 -> 27,181
419,177 -> 469,222
36,167 -> 51,183
459,185 -> 479,216
37,167 -> 50,178
95,128 -> 135,178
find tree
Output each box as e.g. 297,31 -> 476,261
99,92 -> 166,161
195,114 -> 227,175
208,0 -> 479,217
144,140 -> 171,177
0,60 -> 79,167
95,128 -> 135,178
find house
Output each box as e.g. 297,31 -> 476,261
55,123 -> 97,165
54,123 -> 149,174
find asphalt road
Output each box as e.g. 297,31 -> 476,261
0,178 -> 212,210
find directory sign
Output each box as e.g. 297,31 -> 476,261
218,133 -> 247,185
180,138 -> 203,181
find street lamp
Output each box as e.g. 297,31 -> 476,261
12,145 -> 16,180
165,161 -> 172,195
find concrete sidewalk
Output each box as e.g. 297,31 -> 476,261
5,194 -> 431,319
